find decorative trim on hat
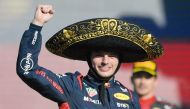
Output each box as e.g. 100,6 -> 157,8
46,18 -> 163,61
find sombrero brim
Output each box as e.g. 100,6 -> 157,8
45,18 -> 163,62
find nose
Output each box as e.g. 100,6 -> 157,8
140,77 -> 147,83
101,55 -> 109,65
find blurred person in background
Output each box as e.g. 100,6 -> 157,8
16,4 -> 163,109
131,61 -> 178,109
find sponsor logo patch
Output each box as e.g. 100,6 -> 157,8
120,87 -> 128,92
56,73 -> 64,78
114,93 -> 130,100
116,102 -> 129,108
20,53 -> 33,74
83,96 -> 101,105
32,31 -> 38,45
35,70 -> 64,94
86,87 -> 98,97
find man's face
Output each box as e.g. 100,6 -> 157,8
132,74 -> 157,97
91,51 -> 119,78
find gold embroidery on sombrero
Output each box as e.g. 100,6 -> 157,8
47,18 -> 163,59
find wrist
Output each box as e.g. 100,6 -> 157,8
29,23 -> 43,32
32,19 -> 45,26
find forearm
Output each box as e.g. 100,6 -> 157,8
16,23 -> 66,102
17,23 -> 42,75
16,23 -> 49,88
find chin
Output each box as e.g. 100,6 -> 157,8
98,72 -> 114,78
138,91 -> 148,96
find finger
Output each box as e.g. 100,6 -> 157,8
47,5 -> 54,14
39,5 -> 53,14
41,6 -> 49,14
49,9 -> 55,14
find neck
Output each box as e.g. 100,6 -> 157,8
139,96 -> 156,109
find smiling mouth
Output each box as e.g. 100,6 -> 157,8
98,66 -> 111,72
139,85 -> 147,90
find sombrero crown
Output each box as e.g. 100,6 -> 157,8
46,18 -> 163,62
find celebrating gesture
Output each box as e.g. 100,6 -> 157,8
32,5 -> 54,26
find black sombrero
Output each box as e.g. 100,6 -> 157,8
46,18 -> 163,62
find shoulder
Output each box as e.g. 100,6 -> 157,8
153,97 -> 178,109
58,71 -> 83,78
114,80 -> 136,95
113,80 -> 141,109
114,80 -> 140,108
56,71 -> 84,83
114,80 -> 137,96
58,71 -> 84,90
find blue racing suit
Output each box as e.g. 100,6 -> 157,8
16,23 -> 141,109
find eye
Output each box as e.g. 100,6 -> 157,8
144,75 -> 152,79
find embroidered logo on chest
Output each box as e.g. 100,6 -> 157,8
114,93 -> 130,100
120,87 -> 128,92
86,87 -> 98,97
116,102 -> 129,109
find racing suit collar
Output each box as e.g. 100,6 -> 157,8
84,70 -> 116,106
84,71 -> 115,88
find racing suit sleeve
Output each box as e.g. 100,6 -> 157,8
16,23 -> 69,103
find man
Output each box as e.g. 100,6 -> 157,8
16,5 -> 163,109
131,61 -> 178,109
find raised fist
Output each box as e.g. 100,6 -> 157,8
32,5 -> 55,26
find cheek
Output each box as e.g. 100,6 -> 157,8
114,61 -> 119,66
91,58 -> 99,67
149,81 -> 156,88
133,79 -> 141,87
112,59 -> 119,67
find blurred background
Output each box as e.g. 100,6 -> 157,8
0,0 -> 190,109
